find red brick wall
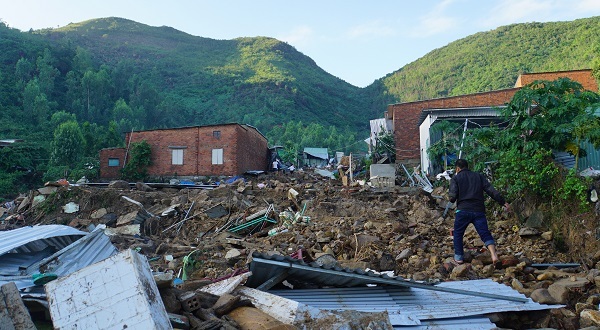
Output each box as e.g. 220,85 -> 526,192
389,89 -> 519,160
99,148 -> 126,178
515,69 -> 599,91
233,125 -> 269,174
100,124 -> 268,179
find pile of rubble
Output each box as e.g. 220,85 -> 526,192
1,170 -> 600,329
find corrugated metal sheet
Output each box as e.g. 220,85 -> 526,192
0,225 -> 85,255
271,281 -> 557,320
418,106 -> 505,126
303,147 -> 329,160
0,226 -> 118,291
250,253 -> 560,329
248,253 -> 527,303
553,151 -> 576,169
38,227 -> 118,276
579,141 -> 600,171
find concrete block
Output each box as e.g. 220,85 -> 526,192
370,164 -> 396,187
45,249 -> 172,330
0,282 -> 36,330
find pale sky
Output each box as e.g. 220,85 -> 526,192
2,0 -> 600,87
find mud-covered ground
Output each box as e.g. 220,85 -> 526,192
7,170 -> 600,329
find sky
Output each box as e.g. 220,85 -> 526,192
2,0 -> 600,87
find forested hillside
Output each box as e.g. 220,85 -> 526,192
0,16 -> 599,197
365,16 -> 600,112
40,17 -> 371,132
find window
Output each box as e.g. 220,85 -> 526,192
108,158 -> 120,167
172,149 -> 184,165
212,148 -> 223,165
213,130 -> 221,139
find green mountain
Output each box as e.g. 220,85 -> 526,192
0,15 -> 599,195
37,17 -> 371,132
366,16 -> 600,112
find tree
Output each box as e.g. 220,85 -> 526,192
121,140 -> 152,181
22,79 -> 48,125
36,48 -> 60,98
495,78 -> 600,202
50,121 -> 85,166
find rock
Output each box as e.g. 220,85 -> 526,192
587,294 -> 600,306
548,277 -> 590,304
577,303 -> 597,315
541,231 -> 553,241
379,253 -> 395,271
500,255 -> 520,268
363,221 -> 375,230
450,264 -> 470,279
117,211 -> 138,226
396,248 -> 413,261
580,309 -> 600,327
392,222 -> 409,234
481,264 -> 495,277
91,208 -> 108,219
530,288 -> 558,304
160,288 -> 182,313
37,186 -> 58,195
518,227 -> 540,236
511,278 -> 524,292
412,272 -> 427,281
108,180 -> 130,189
225,249 -> 242,259
525,209 -> 546,228
595,276 -> 600,288
136,181 -> 155,192
548,282 -> 570,304
537,272 -> 555,281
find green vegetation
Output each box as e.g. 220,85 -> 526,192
266,121 -> 363,164
366,16 -> 600,113
120,140 -> 152,181
0,16 -> 599,198
430,78 -> 600,211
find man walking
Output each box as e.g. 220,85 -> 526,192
449,159 -> 509,267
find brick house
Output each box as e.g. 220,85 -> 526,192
386,69 -> 599,165
99,123 -> 268,179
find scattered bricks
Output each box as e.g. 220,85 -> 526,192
177,291 -> 202,312
177,291 -> 219,312
0,282 -> 36,330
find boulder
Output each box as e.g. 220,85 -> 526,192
580,309 -> 600,327
108,180 -> 130,189
530,288 -> 558,304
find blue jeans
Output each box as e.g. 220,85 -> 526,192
453,211 -> 495,261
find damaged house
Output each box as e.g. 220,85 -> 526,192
386,69 -> 600,173
100,123 -> 268,179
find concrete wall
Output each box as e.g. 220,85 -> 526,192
45,249 -> 171,329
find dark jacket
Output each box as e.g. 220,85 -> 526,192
449,169 -> 505,213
